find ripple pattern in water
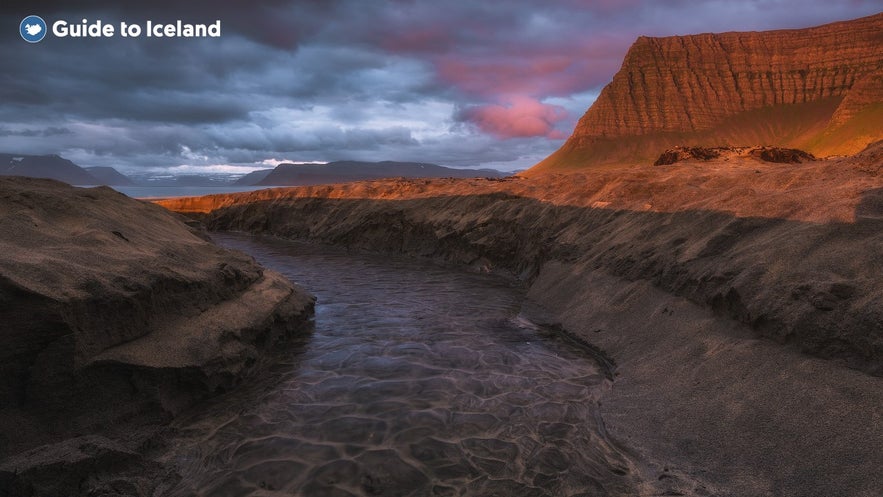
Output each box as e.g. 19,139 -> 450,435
164,234 -> 638,497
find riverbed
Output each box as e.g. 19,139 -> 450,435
162,233 -> 638,496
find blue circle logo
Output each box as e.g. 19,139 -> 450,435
20,15 -> 47,43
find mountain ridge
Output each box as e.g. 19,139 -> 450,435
254,160 -> 504,186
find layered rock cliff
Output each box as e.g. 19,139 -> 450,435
531,13 -> 883,172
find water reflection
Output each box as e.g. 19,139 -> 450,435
165,233 -> 636,496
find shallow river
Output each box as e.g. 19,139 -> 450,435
164,233 -> 635,497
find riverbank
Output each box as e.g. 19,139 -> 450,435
0,177 -> 315,496
157,142 -> 883,496
161,233 -> 646,496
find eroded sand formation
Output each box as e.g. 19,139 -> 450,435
0,177 -> 315,495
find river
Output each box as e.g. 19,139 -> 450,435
162,233 -> 637,496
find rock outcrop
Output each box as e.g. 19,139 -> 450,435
653,146 -> 816,166
0,177 -> 314,462
530,13 -> 883,172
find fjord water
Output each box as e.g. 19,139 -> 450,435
165,233 -> 634,496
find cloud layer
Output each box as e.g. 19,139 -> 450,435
1,1 -> 880,173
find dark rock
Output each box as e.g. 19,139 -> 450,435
753,147 -> 816,163
654,146 -> 814,166
654,147 -> 721,166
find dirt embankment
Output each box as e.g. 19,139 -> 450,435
157,143 -> 883,496
0,177 -> 315,496
161,144 -> 883,375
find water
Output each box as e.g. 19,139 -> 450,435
107,185 -> 271,199
163,234 -> 637,496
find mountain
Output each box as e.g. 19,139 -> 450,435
233,168 -> 274,186
256,161 -> 505,186
530,13 -> 883,173
0,153 -> 100,185
84,166 -> 137,186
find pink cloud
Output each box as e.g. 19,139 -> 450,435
433,35 -> 632,98
459,97 -> 569,139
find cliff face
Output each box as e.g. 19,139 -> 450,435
531,13 -> 883,172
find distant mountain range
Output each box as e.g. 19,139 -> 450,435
236,161 -> 505,186
1,154 -> 506,188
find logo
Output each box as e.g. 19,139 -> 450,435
20,15 -> 47,43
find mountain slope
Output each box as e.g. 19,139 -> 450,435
529,13 -> 883,173
84,166 -> 137,186
0,154 -> 100,185
233,168 -> 273,186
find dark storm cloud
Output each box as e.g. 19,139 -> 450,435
1,0 -> 881,172
0,126 -> 71,137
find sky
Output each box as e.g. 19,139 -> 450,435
1,1 -> 881,175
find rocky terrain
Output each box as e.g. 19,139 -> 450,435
158,140 -> 883,496
532,13 -> 883,172
653,146 -> 816,166
0,177 -> 315,495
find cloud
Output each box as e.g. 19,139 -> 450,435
0,0 -> 880,173
458,97 -> 569,139
0,127 -> 72,137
